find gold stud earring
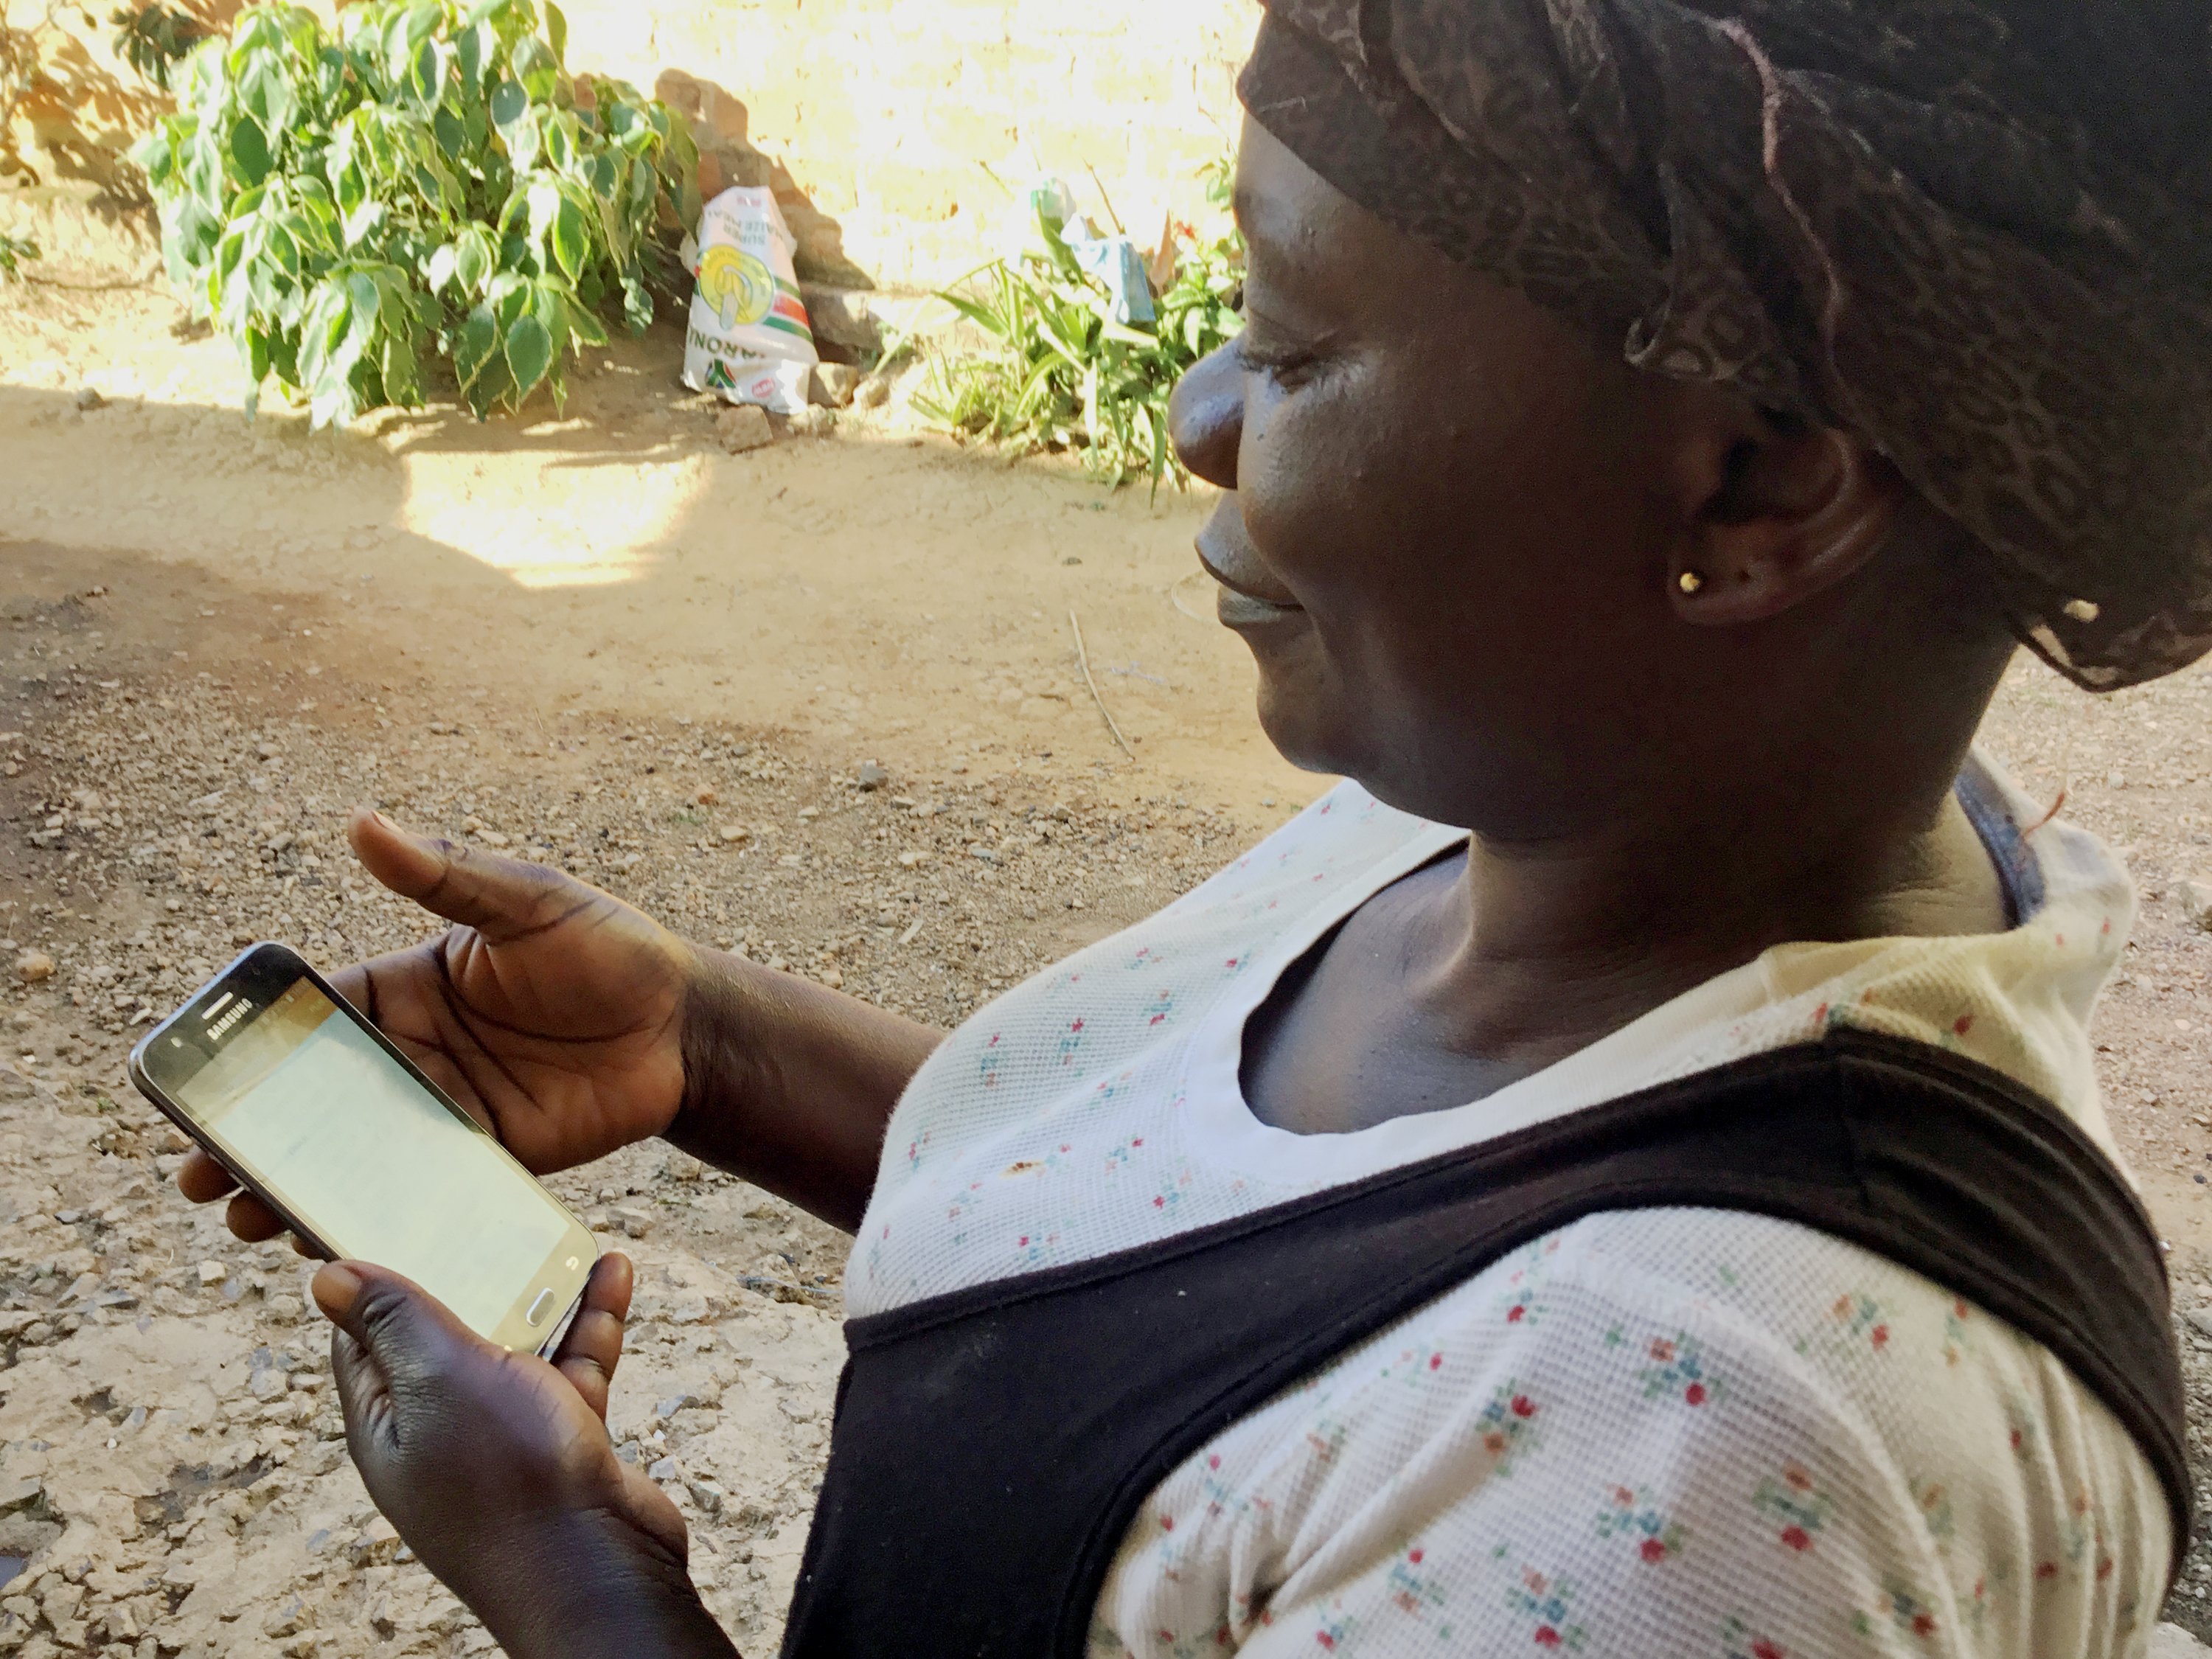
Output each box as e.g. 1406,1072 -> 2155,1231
1677,569 -> 1705,595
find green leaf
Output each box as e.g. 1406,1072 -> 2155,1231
543,109 -> 577,173
456,19 -> 490,85
381,327 -> 422,406
455,226 -> 495,293
455,304 -> 500,386
529,279 -> 568,353
508,34 -> 557,102
229,115 -> 274,186
488,77 -> 528,136
566,302 -> 608,347
543,1 -> 566,67
549,193 -> 585,282
434,105 -> 467,159
504,313 -> 552,397
409,38 -> 445,106
380,5 -> 414,85
425,242 -> 459,294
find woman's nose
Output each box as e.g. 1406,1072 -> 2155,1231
1169,341 -> 1242,490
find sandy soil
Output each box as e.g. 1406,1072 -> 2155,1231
7,239 -> 2212,1652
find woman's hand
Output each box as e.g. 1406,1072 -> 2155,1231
182,809 -> 695,1242
181,801 -> 947,1239
316,1254 -> 738,1659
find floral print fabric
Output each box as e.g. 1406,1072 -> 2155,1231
849,754 -> 2166,1655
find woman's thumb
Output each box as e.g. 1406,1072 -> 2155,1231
315,1260 -> 472,1394
346,806 -> 563,937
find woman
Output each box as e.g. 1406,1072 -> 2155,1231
184,2 -> 2212,1655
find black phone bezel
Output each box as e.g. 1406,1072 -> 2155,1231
128,941 -> 543,1267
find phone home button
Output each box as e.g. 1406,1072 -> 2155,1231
525,1289 -> 556,1326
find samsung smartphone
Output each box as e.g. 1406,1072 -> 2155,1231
128,942 -> 597,1354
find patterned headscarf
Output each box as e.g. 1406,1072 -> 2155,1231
1238,1 -> 2212,689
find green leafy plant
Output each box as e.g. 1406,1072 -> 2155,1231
916,161 -> 1242,492
0,229 -> 38,276
133,0 -> 700,426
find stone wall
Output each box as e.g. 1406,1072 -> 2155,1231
560,0 -> 1256,296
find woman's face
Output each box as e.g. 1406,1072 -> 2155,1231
1171,119 -> 1708,838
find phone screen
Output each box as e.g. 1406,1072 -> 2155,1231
163,974 -> 583,1340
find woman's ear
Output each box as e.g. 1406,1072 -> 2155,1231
1669,418 -> 1907,626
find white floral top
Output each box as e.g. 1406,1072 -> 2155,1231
847,756 -> 2169,1658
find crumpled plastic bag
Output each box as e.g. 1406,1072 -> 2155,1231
1026,176 -> 1155,327
681,186 -> 819,414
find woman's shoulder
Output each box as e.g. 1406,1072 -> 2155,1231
848,781 -> 1467,1307
1095,1206 -> 2169,1658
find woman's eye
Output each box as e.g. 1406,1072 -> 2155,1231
1234,333 -> 1320,384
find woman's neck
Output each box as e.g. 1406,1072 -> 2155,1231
1419,783 -> 2008,1069
1239,771 -> 2010,1135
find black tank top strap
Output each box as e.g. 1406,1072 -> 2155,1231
782,1026 -> 2187,1659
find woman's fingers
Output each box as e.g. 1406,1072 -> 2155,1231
181,1144 -> 299,1247
551,1253 -> 633,1422
225,1189 -> 290,1242
182,1147 -> 289,1242
347,806 -> 585,940
177,1147 -> 240,1203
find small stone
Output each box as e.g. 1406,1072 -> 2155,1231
692,787 -> 718,806
610,1205 -> 652,1239
855,374 -> 891,409
655,1393 -> 697,1419
2180,879 -> 2212,931
647,1456 -> 680,1484
717,824 -> 750,845
810,364 -> 862,408
262,1594 -> 309,1638
12,952 -> 52,985
714,405 -> 774,454
855,760 -> 890,791
788,405 -> 836,439
686,1480 -> 726,1515
72,387 -> 105,413
38,1582 -> 84,1625
198,1261 -> 226,1284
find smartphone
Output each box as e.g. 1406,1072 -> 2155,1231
128,942 -> 598,1354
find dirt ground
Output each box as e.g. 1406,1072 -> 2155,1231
7,232 -> 2212,1655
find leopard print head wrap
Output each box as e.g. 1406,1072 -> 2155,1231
1238,0 -> 2212,689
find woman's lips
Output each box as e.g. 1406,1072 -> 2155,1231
1214,583 -> 1304,628
1195,517 -> 1302,627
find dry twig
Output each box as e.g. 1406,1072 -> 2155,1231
1069,609 -> 1133,759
